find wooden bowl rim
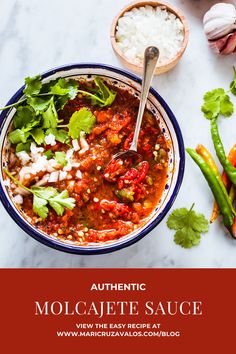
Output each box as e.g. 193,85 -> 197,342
110,0 -> 189,72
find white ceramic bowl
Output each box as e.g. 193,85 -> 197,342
0,63 -> 185,254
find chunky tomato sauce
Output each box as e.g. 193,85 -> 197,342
6,81 -> 169,244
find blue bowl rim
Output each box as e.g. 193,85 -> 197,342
0,62 -> 185,255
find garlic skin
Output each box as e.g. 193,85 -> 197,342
203,3 -> 236,40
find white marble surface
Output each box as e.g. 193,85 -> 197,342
1,0 -> 236,268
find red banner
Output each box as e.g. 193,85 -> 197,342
0,269 -> 234,352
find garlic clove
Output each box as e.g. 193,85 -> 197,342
208,35 -> 229,54
208,32 -> 236,55
221,32 -> 236,54
203,3 -> 236,40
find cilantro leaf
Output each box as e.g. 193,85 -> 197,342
13,106 -> 36,129
16,141 -> 32,153
24,75 -> 42,97
78,77 -> 116,107
174,228 -> 201,248
42,97 -> 58,128
49,190 -> 76,213
201,88 -> 234,119
93,77 -> 116,107
166,207 -> 189,229
68,107 -> 96,139
50,78 -> 78,100
22,116 -> 41,132
44,149 -> 53,160
31,186 -> 58,199
31,186 -> 75,218
8,129 -> 29,144
55,96 -> 69,111
167,204 -> 209,249
55,151 -> 67,166
27,96 -> 51,112
46,128 -> 69,144
30,128 -> 45,145
48,200 -> 64,216
33,195 -> 49,219
220,95 -> 234,117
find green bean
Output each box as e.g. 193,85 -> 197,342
211,118 -> 236,186
186,148 -> 234,228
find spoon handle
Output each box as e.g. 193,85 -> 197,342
129,46 -> 159,152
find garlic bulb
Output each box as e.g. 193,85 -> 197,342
203,3 -> 236,55
204,3 -> 236,40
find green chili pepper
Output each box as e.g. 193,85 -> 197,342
186,148 -> 234,228
196,144 -> 235,215
211,118 -> 236,186
115,189 -> 134,202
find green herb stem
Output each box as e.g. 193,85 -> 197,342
0,98 -> 27,111
4,169 -> 32,193
77,90 -> 104,104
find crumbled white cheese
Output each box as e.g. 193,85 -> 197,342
44,133 -> 56,146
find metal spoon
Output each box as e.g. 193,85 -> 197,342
107,46 -> 159,166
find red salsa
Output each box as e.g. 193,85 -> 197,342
5,79 -> 169,244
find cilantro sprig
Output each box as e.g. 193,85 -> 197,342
67,108 -> 96,139
5,75 -> 79,150
167,204 -> 209,248
202,88 -> 234,120
201,67 -> 236,120
4,169 -> 76,219
1,75 -> 115,152
77,77 -> 116,107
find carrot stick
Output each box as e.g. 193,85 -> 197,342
210,144 -> 236,223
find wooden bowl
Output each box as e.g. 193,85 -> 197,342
110,0 -> 189,75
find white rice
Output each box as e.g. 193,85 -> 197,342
115,5 -> 184,65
